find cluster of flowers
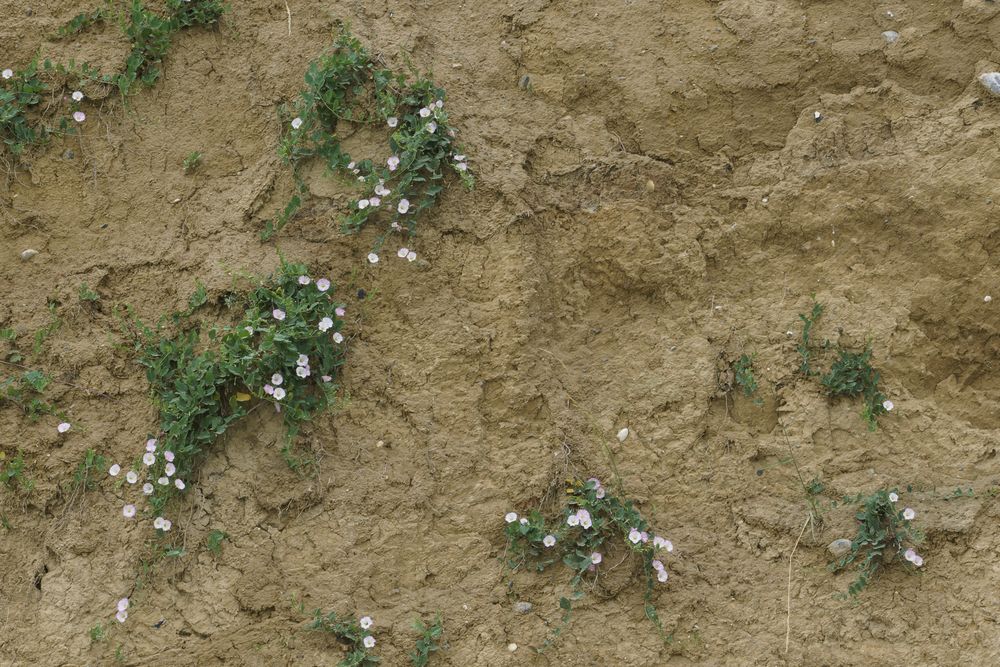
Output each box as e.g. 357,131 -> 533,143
888,492 -> 923,566
108,438 -> 180,533
114,597 -> 129,624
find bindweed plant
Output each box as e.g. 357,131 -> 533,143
830,488 -> 924,596
503,477 -> 674,649
0,450 -> 33,492
1,0 -> 226,159
106,259 -> 346,562
263,29 -> 474,245
69,448 -> 107,493
732,353 -> 759,398
0,369 -> 55,419
409,615 -> 444,667
795,300 -> 892,430
309,611 -> 380,667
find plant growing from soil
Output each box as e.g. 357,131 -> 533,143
69,449 -> 108,493
732,353 -> 758,398
410,615 -> 444,667
0,369 -> 55,419
79,283 -> 101,304
205,528 -> 228,555
830,489 -> 923,596
796,301 -> 823,376
0,450 -> 33,492
503,477 -> 673,649
309,611 -> 379,666
112,259 -> 346,537
182,151 -> 203,174
263,28 -> 474,244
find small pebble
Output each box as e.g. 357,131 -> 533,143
518,74 -> 531,90
828,538 -> 852,557
979,72 -> 1000,96
617,427 -> 629,442
513,601 -> 532,614
20,249 -> 38,260
813,110 -> 823,122
645,179 -> 655,193
62,149 -> 75,160
507,643 -> 518,652
881,30 -> 899,44
985,295 -> 992,303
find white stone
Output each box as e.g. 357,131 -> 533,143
881,30 -> 899,44
617,427 -> 629,442
20,249 -> 38,260
828,538 -> 852,557
979,72 -> 1000,96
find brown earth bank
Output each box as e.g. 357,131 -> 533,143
2,0 -> 1000,665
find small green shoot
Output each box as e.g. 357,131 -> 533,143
182,151 -> 203,174
410,615 -> 443,666
797,301 -> 823,376
0,450 -> 34,492
205,529 -> 228,555
79,283 -> 100,303
70,449 -> 107,493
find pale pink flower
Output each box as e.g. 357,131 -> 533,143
543,534 -> 556,547
566,514 -> 580,527
435,99 -> 443,109
116,610 -> 128,623
590,552 -> 602,565
291,117 -> 303,129
903,508 -> 915,521
272,308 -> 285,321
122,504 -> 136,518
316,278 -> 331,292
296,366 -> 310,378
595,487 -> 605,499
296,354 -> 309,367
348,161 -> 356,170
142,452 -> 155,466
158,476 -> 169,486
387,117 -> 398,128
652,559 -> 664,572
271,373 -> 283,386
73,111 -> 86,123
519,517 -> 528,525
576,509 -> 592,530
360,616 -> 373,629
913,554 -> 924,567
109,464 -> 121,477
142,483 -> 154,495
273,387 -> 286,400
333,332 -> 344,343
397,199 -> 410,214
358,199 -> 369,210
298,275 -> 310,285
244,326 -> 254,335
57,422 -> 71,433
369,196 -> 380,207
904,548 -> 917,563
505,512 -> 518,523
153,517 -> 164,529
363,636 -> 375,649
174,479 -> 185,490
118,598 -> 129,612
335,307 -> 346,317
322,375 -> 333,382
657,569 -> 669,583
628,528 -> 642,544
456,162 -> 468,172
164,450 -> 174,462
454,154 -> 466,161
426,121 -> 437,133
367,253 -> 379,264
406,251 -> 416,262
264,384 -> 274,395
653,536 -> 673,552
387,156 -> 400,171
640,531 -> 649,543
146,439 -> 157,452
1,69 -> 13,79
319,317 -> 334,332
71,91 -> 84,102
397,247 -> 409,258
888,492 -> 899,503
161,519 -> 172,531
419,107 -> 431,118
126,470 -> 138,484
164,462 -> 175,477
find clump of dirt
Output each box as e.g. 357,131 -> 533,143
3,1 -> 1000,665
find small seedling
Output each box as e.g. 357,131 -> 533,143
89,623 -> 107,643
410,615 -> 443,666
503,477 -> 674,649
732,353 -> 759,400
70,449 -> 107,493
0,369 -> 55,419
182,151 -> 202,174
205,529 -> 228,555
0,450 -> 34,491
821,345 -> 888,431
79,283 -> 100,303
797,301 -> 824,376
830,488 -> 923,596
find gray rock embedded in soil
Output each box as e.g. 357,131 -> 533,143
513,601 -> 533,614
20,249 -> 38,260
881,30 -> 899,43
979,72 -> 1000,96
827,538 -> 852,557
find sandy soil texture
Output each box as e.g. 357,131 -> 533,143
3,1 -> 1000,665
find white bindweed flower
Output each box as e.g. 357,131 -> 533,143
57,422 -> 72,433
519,517 -> 528,525
543,534 -> 556,547
406,251 -> 416,262
657,569 -> 669,583
387,155 -> 400,171
146,439 -> 157,452
291,117 -> 303,129
161,519 -> 172,531
272,308 -> 285,321
122,504 -> 136,518
322,375 -> 333,382
347,161 -> 355,170
271,373 -> 283,386
333,332 -> 344,343
628,528 -> 642,544
368,253 -> 380,264
397,247 -> 409,258
174,479 -> 185,490
576,509 -> 592,530
153,517 -> 163,529
903,508 -> 915,520
566,514 -> 580,527
652,559 -> 664,572
369,196 -> 381,207
335,307 -> 346,317
505,512 -> 518,523
397,199 -> 410,214
456,162 -> 468,171
360,616 -> 373,629
904,548 -> 917,563
164,451 -> 174,462
264,384 -> 274,395
1,69 -> 13,79
435,99 -> 443,109
889,492 -> 899,503
419,107 -> 431,118
143,483 -> 154,495
273,387 -> 286,400
116,609 -> 128,623
374,183 -> 390,196
358,199 -> 369,210
363,636 -> 376,649
298,275 -> 311,285
590,552 -> 602,564
118,598 -> 129,612
595,487 -> 605,499
454,154 -> 466,161
653,536 -> 673,552
985,295 -> 993,303
158,476 -> 169,486
72,91 -> 84,102
126,470 -> 138,484
164,462 -> 175,477
297,354 -> 309,367
319,317 -> 334,332
912,554 -> 923,567
426,121 -> 437,133
316,278 -> 331,292
883,400 -> 894,411
73,111 -> 86,123
142,452 -> 155,466
109,464 -> 121,477
296,366 -> 310,378
387,116 -> 398,128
